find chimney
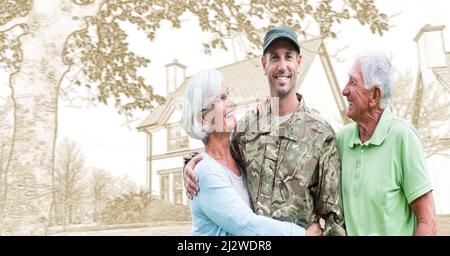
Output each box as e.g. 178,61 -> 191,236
415,25 -> 446,84
165,59 -> 187,95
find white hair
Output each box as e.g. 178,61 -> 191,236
354,50 -> 394,109
182,69 -> 224,144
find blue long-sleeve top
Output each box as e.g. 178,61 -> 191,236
190,152 -> 305,236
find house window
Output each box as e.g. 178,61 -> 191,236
173,173 -> 183,205
160,175 -> 169,201
167,123 -> 188,151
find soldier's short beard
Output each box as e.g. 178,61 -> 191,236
270,77 -> 296,99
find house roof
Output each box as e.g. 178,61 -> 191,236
137,37 -> 323,131
414,24 -> 445,42
433,52 -> 450,93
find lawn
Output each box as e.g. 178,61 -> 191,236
52,215 -> 450,236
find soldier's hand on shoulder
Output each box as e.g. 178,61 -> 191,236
183,152 -> 202,199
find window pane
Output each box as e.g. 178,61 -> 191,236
168,124 -> 189,151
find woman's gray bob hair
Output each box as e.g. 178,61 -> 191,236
182,69 -> 224,143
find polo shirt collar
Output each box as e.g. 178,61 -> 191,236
348,108 -> 395,148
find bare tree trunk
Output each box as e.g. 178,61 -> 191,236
0,0 -> 99,235
63,197 -> 68,229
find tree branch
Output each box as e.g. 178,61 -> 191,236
66,0 -> 104,18
0,17 -> 28,34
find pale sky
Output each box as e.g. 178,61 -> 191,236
52,0 -> 450,213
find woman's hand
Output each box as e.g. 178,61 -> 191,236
305,223 -> 323,236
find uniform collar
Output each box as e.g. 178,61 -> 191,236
258,93 -> 305,142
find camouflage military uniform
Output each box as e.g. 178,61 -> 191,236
230,93 -> 346,236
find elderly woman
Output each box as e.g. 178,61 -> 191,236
182,69 -> 319,236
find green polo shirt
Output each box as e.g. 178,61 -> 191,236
336,108 -> 432,236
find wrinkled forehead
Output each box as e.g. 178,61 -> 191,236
348,59 -> 362,78
213,85 -> 231,98
218,84 -> 228,93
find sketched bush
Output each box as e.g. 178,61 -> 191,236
100,191 -> 191,225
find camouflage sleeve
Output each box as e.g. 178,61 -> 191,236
229,129 -> 244,168
315,133 -> 346,236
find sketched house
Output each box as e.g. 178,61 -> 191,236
414,24 -> 450,213
414,25 -> 450,123
137,37 -> 348,205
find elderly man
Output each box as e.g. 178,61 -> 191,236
184,25 -> 346,236
337,50 -> 437,236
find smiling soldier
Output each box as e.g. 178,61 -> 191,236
183,25 -> 346,236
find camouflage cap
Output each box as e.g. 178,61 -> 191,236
263,25 -> 300,54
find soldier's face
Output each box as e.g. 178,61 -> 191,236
342,62 -> 373,123
262,39 -> 301,99
203,85 -> 236,133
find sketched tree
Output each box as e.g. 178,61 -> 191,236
53,139 -> 88,227
90,168 -> 114,223
0,0 -> 389,234
391,70 -> 450,158
112,174 -> 140,195
89,168 -> 139,223
0,100 -> 13,206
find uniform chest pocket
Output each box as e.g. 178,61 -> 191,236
280,141 -> 316,179
272,141 -> 315,224
240,132 -> 267,203
241,134 -> 266,171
